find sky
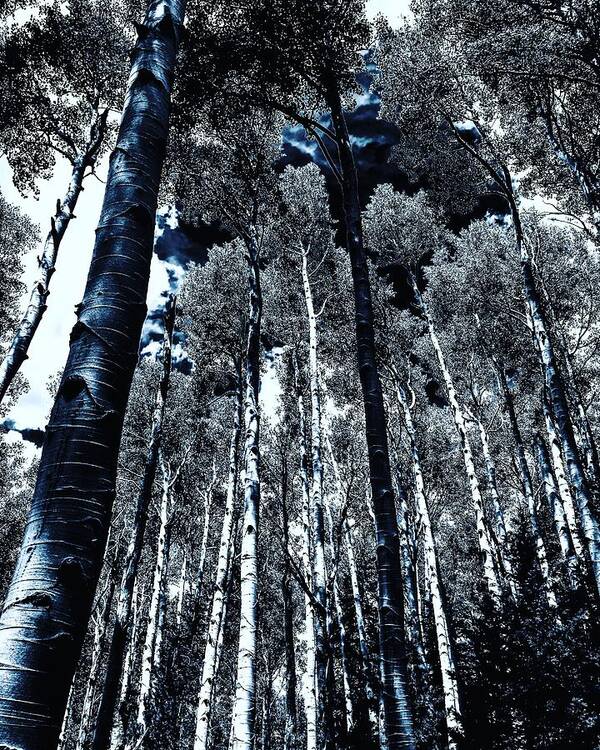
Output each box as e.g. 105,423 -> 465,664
0,0 -> 408,437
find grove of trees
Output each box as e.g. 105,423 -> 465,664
1,1 -> 600,749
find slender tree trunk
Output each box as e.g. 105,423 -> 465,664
193,384 -> 243,750
109,579 -> 140,750
231,229 -> 262,750
411,279 -> 501,599
469,407 -> 518,600
136,461 -> 173,736
542,399 -> 586,556
396,381 -> 463,749
57,678 -> 76,750
0,2 -> 185,744
535,434 -> 581,589
393,469 -> 427,666
344,519 -> 377,722
324,490 -> 354,737
0,108 -> 109,404
176,550 -> 188,628
300,249 -> 338,750
194,460 -> 217,602
75,569 -> 118,750
509,196 -> 600,597
281,458 -> 298,750
498,370 -> 557,609
92,298 -> 176,750
293,353 -> 318,750
326,432 -> 377,734
326,78 -> 415,750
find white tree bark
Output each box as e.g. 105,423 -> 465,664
543,399 -> 589,564
498,373 -> 557,609
324,492 -> 354,735
344,519 -> 377,720
294,357 -> 318,750
0,109 -> 109,404
468,409 -> 518,601
535,434 -> 580,589
511,204 -> 600,597
193,388 -> 242,750
109,578 -> 140,750
137,461 -> 173,734
396,381 -> 463,749
300,248 -> 335,748
176,550 -> 188,629
412,280 -> 501,598
75,573 -> 117,750
231,230 -> 262,750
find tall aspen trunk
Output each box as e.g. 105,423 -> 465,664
498,370 -> 557,609
393,469 -> 427,665
344,519 -> 378,725
0,108 -> 109,404
0,1 -> 185,743
136,462 -> 173,736
396,382 -> 463,749
326,432 -> 377,733
193,385 -> 243,750
301,249 -> 337,749
293,354 -> 318,750
324,492 -> 354,736
109,579 -> 140,750
58,679 -> 76,750
231,229 -> 262,750
92,299 -> 176,750
75,567 -> 118,750
556,339 -> 600,488
189,459 -> 217,622
176,550 -> 188,628
281,457 -> 298,750
469,408 -> 517,600
535,434 -> 581,589
326,78 -> 415,750
410,279 -> 501,598
508,196 -> 600,597
542,399 -> 587,562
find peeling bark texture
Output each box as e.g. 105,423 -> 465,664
413,280 -> 501,599
325,78 -> 415,750
396,381 -> 464,750
231,229 -> 262,750
0,108 -> 109,404
293,355 -> 318,750
535,434 -> 581,589
193,386 -> 242,750
0,3 -> 185,742
92,296 -> 176,750
498,370 -> 557,609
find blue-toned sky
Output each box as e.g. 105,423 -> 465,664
0,0 -> 409,435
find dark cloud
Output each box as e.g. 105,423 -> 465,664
154,212 -> 231,271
